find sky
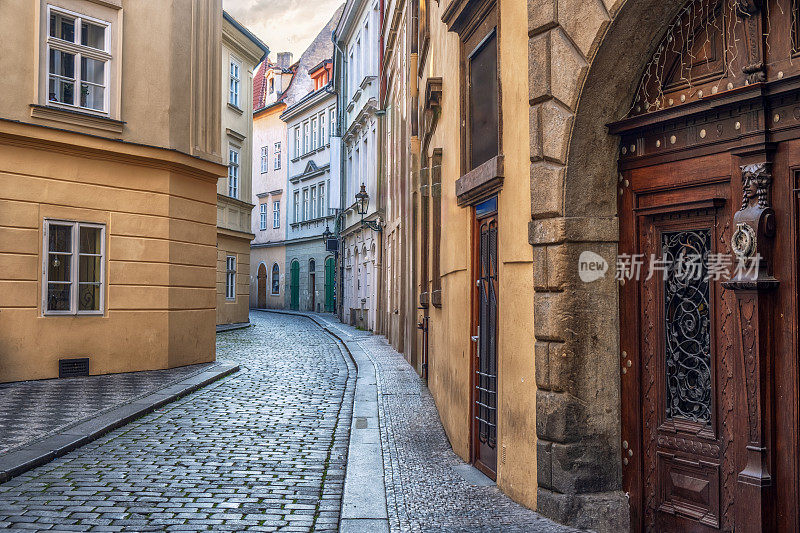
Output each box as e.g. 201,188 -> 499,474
223,0 -> 343,62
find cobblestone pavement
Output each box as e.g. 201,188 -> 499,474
0,312 -> 354,532
308,313 -> 579,532
0,363 -> 218,455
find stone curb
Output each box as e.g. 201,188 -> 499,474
0,362 -> 240,485
215,321 -> 253,333
255,310 -> 390,533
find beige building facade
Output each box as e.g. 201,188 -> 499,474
0,0 -> 226,383
216,12 -> 268,327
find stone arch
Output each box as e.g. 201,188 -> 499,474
528,0 -> 687,530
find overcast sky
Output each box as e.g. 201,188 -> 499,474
223,0 -> 343,62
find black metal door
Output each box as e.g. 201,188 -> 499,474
473,198 -> 498,478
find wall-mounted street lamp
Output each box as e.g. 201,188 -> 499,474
355,183 -> 382,232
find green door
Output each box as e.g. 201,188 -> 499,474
325,257 -> 335,312
290,260 -> 300,310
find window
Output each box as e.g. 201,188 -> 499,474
259,203 -> 267,230
320,113 -> 327,144
303,122 -> 310,154
319,183 -> 326,218
294,126 -> 301,158
467,26 -> 498,170
260,146 -> 268,173
271,263 -> 280,295
229,58 -> 241,107
329,108 -> 336,139
46,6 -> 109,113
274,142 -> 282,170
311,186 -> 317,219
293,191 -> 300,223
311,118 -> 319,150
225,256 -> 236,300
302,189 -> 309,221
269,78 -> 275,94
228,148 -> 240,198
43,220 -> 104,315
273,200 -> 280,228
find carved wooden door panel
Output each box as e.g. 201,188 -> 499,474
636,205 -> 737,532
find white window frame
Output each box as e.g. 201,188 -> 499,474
259,203 -> 267,231
293,191 -> 300,223
45,5 -> 111,115
273,200 -> 280,229
274,142 -> 282,170
42,219 -> 105,316
319,183 -> 326,217
329,108 -> 336,140
228,147 -> 240,199
225,255 -> 236,300
320,113 -> 327,145
302,188 -> 309,221
260,146 -> 268,173
311,117 -> 319,150
303,121 -> 310,154
310,186 -> 317,219
229,57 -> 241,107
294,126 -> 301,158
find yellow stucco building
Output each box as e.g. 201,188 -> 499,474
0,0 -> 226,383
216,12 -> 268,327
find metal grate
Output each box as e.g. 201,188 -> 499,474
59,358 -> 89,378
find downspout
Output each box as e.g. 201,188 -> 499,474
333,32 -> 348,323
375,0 -> 386,335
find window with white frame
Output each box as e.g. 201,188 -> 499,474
310,186 -> 317,219
259,203 -> 267,230
303,121 -> 310,154
273,200 -> 280,228
43,220 -> 105,315
320,113 -> 327,145
274,142 -> 281,170
319,183 -> 326,217
302,188 -> 309,221
228,147 -> 240,198
311,117 -> 318,150
46,6 -> 110,113
229,58 -> 241,107
225,256 -> 236,300
260,146 -> 268,173
293,191 -> 300,223
294,126 -> 300,158
329,108 -> 336,139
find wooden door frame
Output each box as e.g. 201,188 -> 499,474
470,197 -> 498,480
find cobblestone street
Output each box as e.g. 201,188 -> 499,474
0,313 -> 354,532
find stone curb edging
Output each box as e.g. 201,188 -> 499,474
0,362 -> 240,485
216,321 -> 253,333
255,310 -> 390,533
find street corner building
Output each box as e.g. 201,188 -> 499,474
0,0 -> 229,383
370,0 -> 800,531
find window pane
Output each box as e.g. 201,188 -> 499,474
79,255 -> 101,283
78,283 -> 101,311
469,32 -> 499,170
81,57 -> 105,85
49,77 -> 75,105
50,12 -> 75,42
49,49 -> 75,78
79,226 -> 101,254
49,224 -> 72,252
48,254 -> 71,282
80,83 -> 105,110
80,21 -> 105,50
47,284 -> 71,311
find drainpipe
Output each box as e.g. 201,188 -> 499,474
333,32 -> 348,323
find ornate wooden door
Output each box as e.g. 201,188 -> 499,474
472,196 -> 498,479
257,263 -> 267,308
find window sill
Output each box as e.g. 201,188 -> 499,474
455,154 -> 504,207
227,102 -> 244,115
30,104 -> 125,134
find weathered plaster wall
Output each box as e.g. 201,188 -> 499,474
216,233 -> 251,326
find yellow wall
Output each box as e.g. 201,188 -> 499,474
216,232 -> 251,325
0,122 -> 219,383
250,246 -> 286,310
418,0 -> 537,510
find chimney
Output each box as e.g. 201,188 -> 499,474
277,52 -> 293,69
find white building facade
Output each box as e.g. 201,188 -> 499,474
334,0 -> 382,330
282,75 -> 340,312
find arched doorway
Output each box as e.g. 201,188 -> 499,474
325,256 -> 335,312
257,263 -> 267,308
588,1 -> 800,531
309,259 -> 316,312
290,260 -> 300,311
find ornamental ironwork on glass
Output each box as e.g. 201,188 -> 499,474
662,229 -> 712,424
